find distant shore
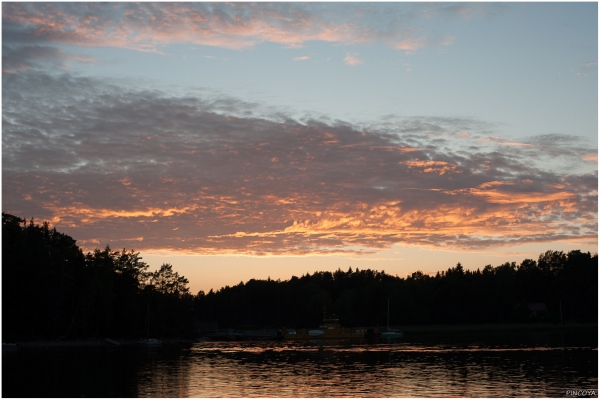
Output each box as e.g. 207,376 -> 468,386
5,338 -> 195,349
400,322 -> 598,335
6,323 -> 597,349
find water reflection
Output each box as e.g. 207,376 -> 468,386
3,340 -> 597,397
181,341 -> 597,397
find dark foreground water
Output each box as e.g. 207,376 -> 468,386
3,335 -> 598,397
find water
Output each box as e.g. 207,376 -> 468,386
3,339 -> 597,397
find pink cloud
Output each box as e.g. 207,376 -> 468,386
344,52 -> 364,66
395,37 -> 428,52
395,35 -> 455,54
2,3 -> 375,52
2,73 -> 596,255
3,3 -> 454,54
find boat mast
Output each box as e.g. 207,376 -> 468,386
387,298 -> 390,331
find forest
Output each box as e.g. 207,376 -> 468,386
3,212 -> 598,341
2,213 -> 194,341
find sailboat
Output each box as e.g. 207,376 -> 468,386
380,299 -> 403,339
139,303 -> 162,346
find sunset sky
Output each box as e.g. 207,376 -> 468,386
2,2 -> 598,294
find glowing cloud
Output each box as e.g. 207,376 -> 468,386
2,3 -> 461,55
400,160 -> 462,175
2,3 -> 389,52
3,72 -> 597,255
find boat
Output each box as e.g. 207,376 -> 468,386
105,338 -> 121,346
380,330 -> 403,339
379,299 -> 403,339
138,338 -> 162,346
279,312 -> 369,340
2,343 -> 19,351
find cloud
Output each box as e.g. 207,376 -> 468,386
344,52 -> 364,66
480,136 -> 532,147
439,36 -> 456,46
293,56 -> 310,61
422,3 -> 509,21
395,36 -> 455,54
2,44 -> 94,73
399,160 -> 462,175
2,72 -> 597,255
2,3 -> 376,52
395,37 -> 428,52
2,3 -> 460,56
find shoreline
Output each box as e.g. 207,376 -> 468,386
5,323 -> 597,348
400,322 -> 598,335
5,338 -> 195,349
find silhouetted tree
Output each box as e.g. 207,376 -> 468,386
2,213 -> 195,340
194,251 -> 597,329
3,213 -> 597,339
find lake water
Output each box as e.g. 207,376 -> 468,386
3,336 -> 597,397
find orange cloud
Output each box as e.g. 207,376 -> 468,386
3,72 -> 597,255
47,205 -> 197,226
400,160 -> 461,175
469,190 -> 576,204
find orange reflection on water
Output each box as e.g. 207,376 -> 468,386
161,342 -> 599,397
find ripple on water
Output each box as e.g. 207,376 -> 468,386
2,341 -> 596,397
155,342 -> 599,397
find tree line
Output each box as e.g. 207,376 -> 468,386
3,212 -> 597,341
3,213 -> 194,341
195,253 -> 597,330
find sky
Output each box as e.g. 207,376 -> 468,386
2,2 -> 598,294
